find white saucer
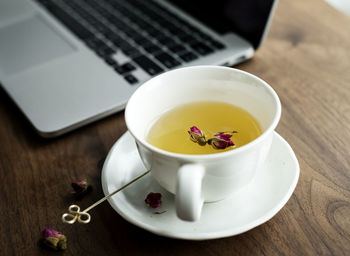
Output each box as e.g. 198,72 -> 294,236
101,131 -> 299,240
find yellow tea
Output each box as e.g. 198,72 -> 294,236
146,101 -> 262,154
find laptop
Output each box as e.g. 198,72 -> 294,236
0,0 -> 277,137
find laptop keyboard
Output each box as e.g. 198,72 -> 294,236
36,0 -> 226,85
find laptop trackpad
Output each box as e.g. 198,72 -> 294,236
0,15 -> 76,76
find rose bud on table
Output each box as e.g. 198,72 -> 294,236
40,228 -> 67,250
72,179 -> 92,197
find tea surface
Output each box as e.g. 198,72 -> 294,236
146,101 -> 262,154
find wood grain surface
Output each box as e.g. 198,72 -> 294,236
1,0 -> 350,255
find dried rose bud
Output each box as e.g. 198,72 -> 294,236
188,126 -> 206,146
41,228 -> 67,250
145,192 -> 162,208
208,133 -> 235,149
72,179 -> 92,196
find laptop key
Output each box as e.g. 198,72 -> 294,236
157,36 -> 176,47
168,44 -> 187,54
143,44 -> 162,54
178,51 -> 198,62
45,5 -> 93,39
122,47 -> 141,58
123,63 -> 136,71
96,46 -> 115,57
154,52 -> 181,69
82,14 -> 100,26
134,19 -> 154,30
189,42 -> 214,56
208,40 -> 226,50
147,28 -> 166,38
124,74 -> 139,85
109,19 -> 125,30
85,37 -> 106,50
132,37 -> 153,47
114,62 -> 136,74
110,35 -> 128,48
194,31 -> 213,41
121,63 -> 136,73
122,27 -> 139,38
178,33 -> 198,44
133,56 -> 164,76
166,24 -> 182,33
104,57 -> 117,66
118,41 -> 134,51
114,65 -> 124,74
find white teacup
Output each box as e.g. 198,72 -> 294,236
125,66 -> 281,221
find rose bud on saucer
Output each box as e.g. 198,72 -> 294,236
72,179 -> 92,197
145,192 -> 162,208
208,133 -> 235,149
188,126 -> 206,146
40,228 -> 67,250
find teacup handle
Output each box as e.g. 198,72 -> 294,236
176,164 -> 205,221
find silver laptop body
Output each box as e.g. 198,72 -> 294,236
0,0 -> 277,137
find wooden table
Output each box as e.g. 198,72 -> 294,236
1,0 -> 350,255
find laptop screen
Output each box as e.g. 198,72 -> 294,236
168,0 -> 276,49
